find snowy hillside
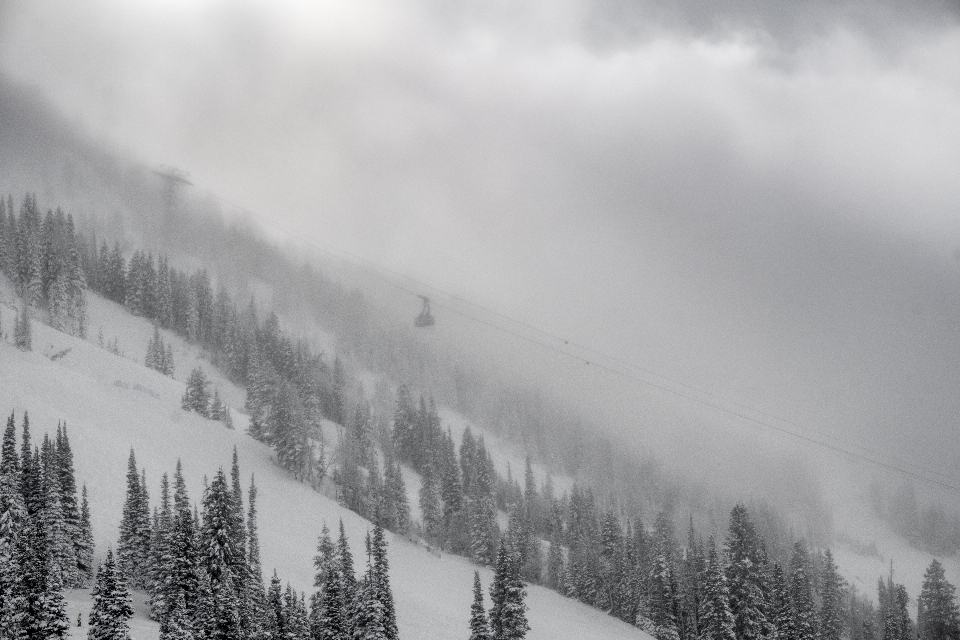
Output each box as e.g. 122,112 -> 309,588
0,285 -> 648,640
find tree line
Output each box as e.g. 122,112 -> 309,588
0,194 -> 89,344
0,411 -> 95,637
114,447 -> 400,640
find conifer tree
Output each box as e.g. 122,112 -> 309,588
16,514 -> 70,639
419,462 -> 442,544
313,524 -> 337,588
819,550 -> 845,640
88,549 -> 134,640
470,571 -> 492,640
118,450 -> 151,589
489,540 -> 529,640
77,484 -> 95,583
0,413 -> 23,639
352,537 -> 390,640
918,559 -> 958,640
55,424 -> 83,583
725,505 -> 769,640
470,441 -> 497,565
171,461 -> 202,618
267,571 -> 284,639
771,562 -> 792,640
209,390 -> 225,422
789,542 -> 817,640
14,303 -> 31,351
182,368 -> 211,417
700,537 -> 736,640
149,474 -> 175,623
246,476 -> 269,640
370,524 -> 398,640
41,457 -> 79,589
160,592 -> 194,640
382,454 -> 409,534
201,469 -> 242,640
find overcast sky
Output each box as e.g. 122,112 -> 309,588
3,0 -> 960,499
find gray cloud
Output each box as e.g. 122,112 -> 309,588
3,0 -> 960,506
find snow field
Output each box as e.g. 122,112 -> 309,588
0,288 -> 649,640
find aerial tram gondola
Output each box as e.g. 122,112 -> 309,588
414,296 -> 435,327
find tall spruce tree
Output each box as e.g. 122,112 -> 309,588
246,476 -> 269,640
117,450 -> 151,589
489,540 -> 529,640
819,550 -> 845,640
201,469 -> 242,640
918,559 -> 959,640
470,571 -> 492,640
789,542 -> 817,640
77,484 -> 95,583
725,505 -> 769,640
700,537 -> 736,640
88,549 -> 134,640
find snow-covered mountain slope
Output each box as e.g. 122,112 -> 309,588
0,287 -> 649,640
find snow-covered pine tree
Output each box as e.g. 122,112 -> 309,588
818,549 -> 845,640
469,438 -> 497,565
470,571 -> 492,640
200,469 -> 242,640
67,229 -> 88,338
15,514 -> 70,639
352,556 -> 389,640
55,424 -> 84,586
382,453 -> 409,534
440,430 -> 466,552
545,533 -> 564,593
770,563 -> 792,640
160,591 -> 194,640
788,541 -> 817,640
370,524 -> 398,640
246,476 -> 270,640
164,343 -> 175,377
146,325 -> 163,373
227,450 -> 253,636
678,518 -> 704,640
725,504 -> 769,640
209,389 -> 225,421
489,540 -> 529,640
40,451 -> 80,590
700,536 -> 736,640
0,413 -> 24,639
419,461 -> 443,545
893,584 -> 913,640
267,571 -> 284,639
19,413 -> 42,518
390,386 -> 417,467
88,548 -> 134,640
312,528 -> 347,640
353,402 -> 374,470
182,368 -> 211,417
648,510 -> 679,638
156,256 -> 173,329
338,521 -> 358,636
14,303 -> 31,351
918,559 -> 959,640
149,473 -> 175,623
118,450 -> 151,589
77,485 -> 95,584
49,269 -> 69,331
171,461 -> 202,616
283,584 -> 311,640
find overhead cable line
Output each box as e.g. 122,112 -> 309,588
195,186 -> 960,494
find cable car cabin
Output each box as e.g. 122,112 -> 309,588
414,296 -> 435,327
